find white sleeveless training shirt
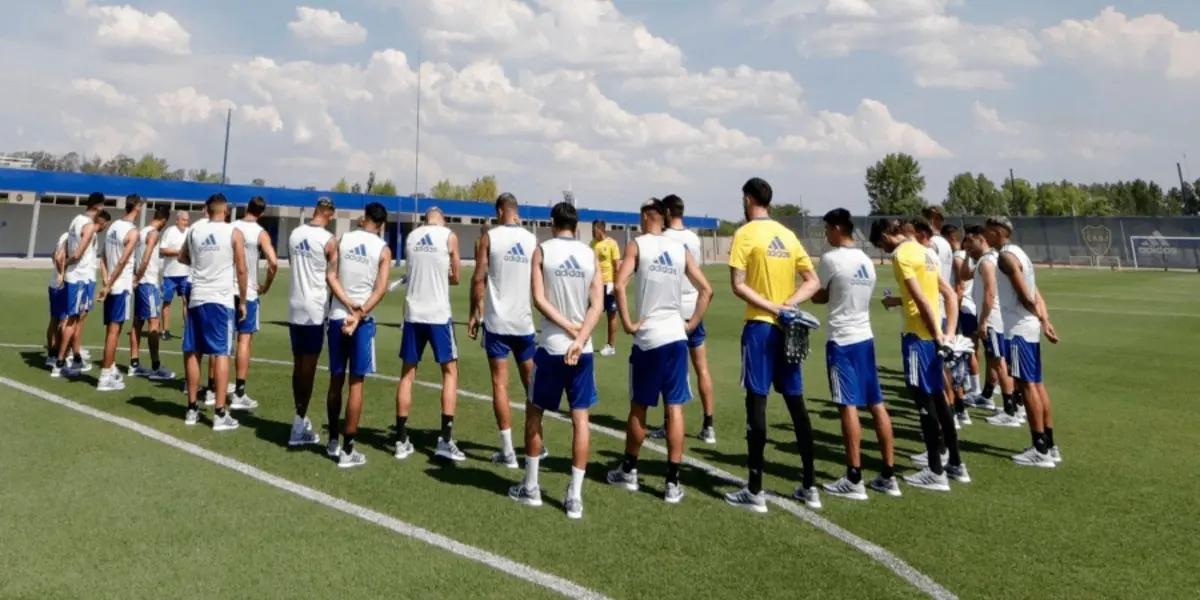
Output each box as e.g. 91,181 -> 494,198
187,220 -> 235,309
997,243 -> 1040,342
137,226 -> 162,286
65,213 -> 97,284
484,224 -> 537,336
817,246 -> 876,346
160,224 -> 189,278
330,229 -> 388,321
954,249 -> 976,315
233,220 -> 264,301
538,237 -> 596,355
404,225 -> 453,324
662,227 -> 702,319
105,219 -> 137,294
632,234 -> 688,351
971,250 -> 1003,332
288,223 -> 333,325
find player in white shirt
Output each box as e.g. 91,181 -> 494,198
507,202 -> 604,519
324,202 -> 392,468
129,205 -> 174,381
945,224 -> 985,421
45,232 -> 71,366
157,211 -> 191,340
287,198 -> 337,447
812,209 -> 899,500
606,199 -> 713,504
51,193 -> 107,378
961,226 -> 1020,427
230,196 -> 279,411
468,193 -> 540,468
178,194 -> 249,431
395,207 -> 463,462
923,207 -> 955,319
986,217 -> 1062,468
95,195 -> 144,392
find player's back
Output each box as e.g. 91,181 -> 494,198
633,234 -> 687,350
233,220 -> 264,300
820,246 -> 875,345
997,243 -> 1039,339
288,223 -> 333,325
971,250 -> 1003,331
65,214 -> 95,284
105,219 -> 137,293
663,227 -> 702,318
539,238 -> 595,355
485,224 -> 536,335
48,232 -> 69,288
331,229 -> 387,320
893,240 -> 940,339
729,218 -> 812,323
405,225 -> 452,324
188,220 -> 235,308
137,226 -> 162,286
954,249 -> 975,314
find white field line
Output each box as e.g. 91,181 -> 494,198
0,376 -> 607,600
3,343 -> 955,600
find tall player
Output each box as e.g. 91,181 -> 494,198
814,209 -> 900,500
129,205 -> 174,380
723,178 -> 822,513
178,194 -> 248,431
468,193 -> 539,468
962,226 -> 1020,426
394,207 -> 463,462
287,197 -> 336,447
158,211 -> 191,340
231,196 -> 279,411
508,202 -> 604,519
606,199 -> 712,504
325,202 -> 391,468
51,193 -> 105,378
590,220 -> 621,357
96,194 -> 143,392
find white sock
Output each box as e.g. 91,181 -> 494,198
524,456 -> 540,489
499,428 -> 514,456
971,373 -> 981,394
569,466 -> 585,499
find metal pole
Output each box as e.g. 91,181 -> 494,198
221,108 -> 232,185
26,196 -> 41,258
412,46 -> 422,212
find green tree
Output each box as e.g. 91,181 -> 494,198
1187,179 -> 1200,215
768,203 -> 807,219
430,179 -> 467,199
331,178 -> 351,193
370,179 -> 398,196
944,172 -> 1006,216
467,176 -> 498,202
717,220 -> 740,236
131,154 -> 169,179
864,153 -> 927,215
1003,177 -> 1036,216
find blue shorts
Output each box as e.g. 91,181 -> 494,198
629,340 -> 691,407
135,283 -> 162,321
85,281 -> 97,312
483,327 -> 536,362
827,339 -> 884,408
740,321 -> 803,396
400,321 -> 458,365
531,348 -> 598,412
48,286 -> 68,321
237,299 -> 260,334
289,324 -> 325,356
65,282 -> 89,317
183,303 -> 234,356
162,276 -> 190,305
328,318 -> 376,377
959,312 -> 979,337
901,333 -> 944,396
1007,336 -> 1043,383
984,327 -> 1009,361
686,321 -> 706,348
103,292 -> 131,325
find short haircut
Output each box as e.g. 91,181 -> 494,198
940,224 -> 959,239
911,217 -> 934,237
742,177 -> 772,207
246,196 -> 267,217
823,208 -> 854,235
661,194 -> 685,219
552,202 -> 578,231
868,218 -> 904,247
922,206 -> 943,222
985,215 -> 1013,233
495,192 -> 518,212
316,196 -> 335,213
96,209 -> 112,223
592,219 -> 606,229
205,193 -> 227,213
86,192 -> 106,208
364,202 -> 387,226
964,225 -> 985,237
640,197 -> 667,220
125,194 -> 143,213
175,210 -> 189,221
153,205 -> 170,221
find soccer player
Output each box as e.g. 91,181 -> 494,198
325,202 -> 391,468
51,193 -> 106,378
508,202 -> 604,519
95,194 -> 143,392
287,197 -> 336,447
394,207 -> 463,461
962,226 -> 1020,427
230,196 -> 279,411
590,220 -> 621,357
606,199 -> 712,505
158,211 -> 191,340
45,230 -> 70,367
129,205 -> 174,380
870,218 -> 969,492
813,209 -> 900,500
178,193 -> 248,431
943,224 -> 981,424
468,193 -> 539,468
985,217 -> 1062,467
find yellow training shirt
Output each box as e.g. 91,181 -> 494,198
892,240 -> 941,340
591,237 -> 621,284
728,218 -> 814,324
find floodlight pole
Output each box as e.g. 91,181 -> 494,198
413,45 -> 423,217
221,108 -> 232,185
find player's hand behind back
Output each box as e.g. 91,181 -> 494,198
467,314 -> 481,340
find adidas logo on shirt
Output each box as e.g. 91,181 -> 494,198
346,243 -> 371,264
851,264 -> 872,286
767,236 -> 791,258
554,255 -> 586,278
503,242 -> 529,263
649,250 -> 678,275
198,233 -> 219,253
412,233 -> 438,253
294,237 -> 316,258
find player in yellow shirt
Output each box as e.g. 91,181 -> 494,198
590,220 -> 621,356
870,218 -> 969,493
723,178 -> 822,514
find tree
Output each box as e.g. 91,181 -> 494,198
717,220 -> 740,236
131,154 -> 169,179
331,178 -> 351,193
944,172 -> 1007,216
864,153 -> 927,215
366,171 -> 376,194
351,182 -> 362,194
186,168 -> 221,183
1003,177 -> 1036,216
430,179 -> 466,199
370,179 -> 398,196
467,176 -> 498,202
1187,179 -> 1200,216
769,203 -> 807,218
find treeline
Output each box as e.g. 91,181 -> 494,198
5,150 -> 227,184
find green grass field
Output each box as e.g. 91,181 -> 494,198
1,265 -> 1198,599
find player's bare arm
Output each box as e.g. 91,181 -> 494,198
730,268 -> 783,316
783,268 -> 820,307
257,231 -> 278,296
976,260 -> 997,342
998,252 -> 1039,314
326,236 -> 357,321
468,232 -> 489,339
52,241 -> 66,286
447,232 -> 461,286
567,257 -> 606,366
531,246 -> 580,338
683,252 -> 713,333
233,229 -> 249,321
614,240 -> 640,334
107,228 -> 137,290
1035,293 -> 1059,344
135,229 -> 160,281
67,223 -> 96,267
938,274 -> 959,336
361,247 -> 392,316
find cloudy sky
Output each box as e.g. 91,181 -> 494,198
2,1 -> 1197,219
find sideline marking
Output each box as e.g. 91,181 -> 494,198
0,376 -> 607,600
5,343 -> 955,600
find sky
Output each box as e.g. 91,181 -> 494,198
2,0 -> 1198,219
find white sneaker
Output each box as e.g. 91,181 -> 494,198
599,345 -> 616,357
823,477 -> 868,501
1016,405 -> 1027,422
491,451 -> 519,469
664,482 -> 685,504
288,417 -> 320,447
75,360 -> 92,373
44,355 -> 57,367
911,450 -> 949,468
1012,447 -> 1056,469
647,427 -> 667,440
792,486 -> 822,509
184,407 -> 201,426
212,412 -> 240,432
985,412 -> 1023,428
508,484 -> 543,507
204,389 -> 216,407
946,463 -> 971,483
147,367 -> 176,381
96,375 -> 126,392
338,448 -> 367,469
326,438 -> 341,458
393,439 -> 415,460
564,495 -> 583,520
229,393 -> 258,411
1049,446 -> 1063,464
724,486 -> 768,513
956,411 -> 972,426
868,475 -> 902,497
699,426 -> 717,444
605,467 -> 639,491
904,468 -> 951,492
435,438 -> 466,462
79,349 -> 91,362
50,365 -> 62,378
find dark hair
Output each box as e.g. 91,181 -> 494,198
316,197 -> 335,213
964,225 -> 985,237
922,206 -> 943,222
86,192 -> 106,208
661,194 -> 684,219
552,202 -> 579,231
742,177 -> 772,207
246,196 -> 267,217
640,198 -> 667,220
868,218 -> 904,248
495,192 -> 518,212
911,217 -> 933,237
364,202 -> 387,226
124,194 -> 143,213
823,208 -> 854,235
153,205 -> 170,221
591,219 -> 606,229
206,193 -> 227,213
96,209 -> 112,223
940,224 -> 959,239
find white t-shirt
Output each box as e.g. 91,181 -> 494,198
104,219 -> 138,294
954,249 -> 976,315
997,243 -> 1041,342
925,245 -> 945,322
483,224 -> 537,336
662,227 -> 702,319
137,225 -> 163,287
330,229 -> 388,321
160,224 -> 189,278
233,220 -> 264,301
48,232 -> 69,289
817,246 -> 875,346
288,223 -> 333,325
65,213 -> 97,284
404,225 -> 453,325
537,237 -> 596,355
971,250 -> 1003,332
187,220 -> 236,309
632,234 -> 688,351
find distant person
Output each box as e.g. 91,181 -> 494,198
129,205 -> 174,381
590,220 -> 621,357
961,226 -> 1020,427
286,197 -> 337,447
45,230 -> 70,367
158,210 -> 191,340
95,194 -> 143,392
230,196 -> 279,411
51,193 -> 105,378
394,207 -> 464,462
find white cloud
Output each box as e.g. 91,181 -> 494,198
972,101 -> 1020,135
69,78 -> 133,108
287,6 -> 367,46
1042,7 -> 1200,80
65,115 -> 159,157
155,87 -> 235,125
623,66 -> 805,115
240,105 -> 284,133
777,98 -> 951,158
67,0 -> 191,55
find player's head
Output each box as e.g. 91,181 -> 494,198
869,218 -> 907,252
661,194 -> 685,223
741,177 -> 772,220
591,219 -> 606,241
922,206 -> 944,228
910,218 -> 933,244
94,209 -> 112,229
552,202 -> 578,234
363,201 -> 387,231
245,196 -> 267,219
174,210 -> 190,229
424,206 -> 445,226
823,208 -> 854,245
963,225 -> 988,259
124,194 -> 144,217
85,192 -> 106,211
640,197 -> 667,233
314,196 -> 336,220
941,223 -> 961,248
495,192 -> 518,222
151,205 -> 170,228
984,215 -> 1012,247
205,193 -> 228,219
